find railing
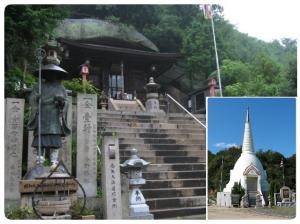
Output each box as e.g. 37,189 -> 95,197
166,93 -> 206,129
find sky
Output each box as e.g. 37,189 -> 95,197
221,0 -> 299,42
207,97 -> 296,157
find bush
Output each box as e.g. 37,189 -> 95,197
5,206 -> 37,219
231,182 -> 245,201
70,200 -> 95,219
63,78 -> 100,95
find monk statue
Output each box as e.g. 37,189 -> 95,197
28,64 -> 71,171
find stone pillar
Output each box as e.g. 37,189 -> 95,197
101,136 -> 122,219
5,98 -> 25,200
76,94 -> 97,197
145,77 -> 160,113
58,95 -> 73,172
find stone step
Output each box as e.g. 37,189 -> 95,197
142,187 -> 206,198
98,121 -> 205,130
120,149 -> 205,157
98,117 -> 205,125
101,132 -> 203,140
150,206 -> 206,219
98,121 -> 178,129
118,138 -> 203,145
168,120 -> 205,125
142,178 -> 206,189
167,113 -> 205,118
119,143 -> 206,151
102,127 -> 205,134
120,156 -> 205,164
97,110 -> 205,119
146,163 -> 205,172
142,170 -> 205,179
146,196 -> 206,210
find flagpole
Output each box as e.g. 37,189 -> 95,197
210,7 -> 223,97
220,155 -> 224,191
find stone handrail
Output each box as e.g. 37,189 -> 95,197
166,94 -> 206,129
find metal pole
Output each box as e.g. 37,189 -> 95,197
283,165 -> 285,186
35,48 -> 46,165
210,9 -> 223,97
121,60 -> 124,97
220,156 -> 224,192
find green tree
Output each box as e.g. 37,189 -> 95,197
5,5 -> 68,98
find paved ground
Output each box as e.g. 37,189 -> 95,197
208,206 -> 291,220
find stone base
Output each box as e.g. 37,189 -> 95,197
277,201 -> 296,207
41,214 -> 71,219
129,213 -> 154,219
129,204 -> 153,218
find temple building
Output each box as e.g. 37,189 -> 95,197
52,18 -> 216,113
223,108 -> 269,206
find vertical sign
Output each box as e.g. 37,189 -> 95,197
102,136 -> 122,219
76,94 -> 97,197
5,98 -> 25,200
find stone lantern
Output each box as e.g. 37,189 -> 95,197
99,91 -> 108,110
145,77 -> 160,113
120,148 -> 153,219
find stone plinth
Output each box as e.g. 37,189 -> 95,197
76,94 -> 97,197
101,136 -> 122,219
5,98 -> 25,200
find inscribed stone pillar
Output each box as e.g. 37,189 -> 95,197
101,136 -> 122,219
5,98 -> 25,200
59,95 -> 73,172
76,94 -> 97,197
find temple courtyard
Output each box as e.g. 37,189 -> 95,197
208,205 -> 295,220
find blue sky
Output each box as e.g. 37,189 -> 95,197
207,98 -> 296,158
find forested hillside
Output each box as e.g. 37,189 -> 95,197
5,5 -> 297,97
208,147 -> 296,197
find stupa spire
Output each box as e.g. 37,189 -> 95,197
242,107 -> 254,154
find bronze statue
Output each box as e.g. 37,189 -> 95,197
28,64 -> 70,170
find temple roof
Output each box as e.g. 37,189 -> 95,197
53,19 -> 159,52
59,39 -> 181,61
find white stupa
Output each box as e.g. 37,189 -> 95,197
223,108 -> 269,204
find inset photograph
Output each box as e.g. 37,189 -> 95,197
207,97 -> 296,220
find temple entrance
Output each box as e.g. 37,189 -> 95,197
109,73 -> 124,99
247,176 -> 258,206
247,177 -> 257,191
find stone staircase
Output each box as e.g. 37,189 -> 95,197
97,110 -> 206,219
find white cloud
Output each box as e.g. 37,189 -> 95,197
214,142 -> 238,149
222,0 -> 298,42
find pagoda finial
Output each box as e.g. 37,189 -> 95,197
246,107 -> 250,123
242,107 -> 254,154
